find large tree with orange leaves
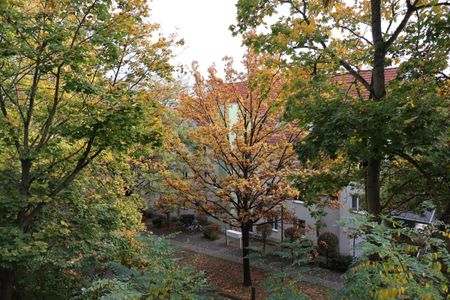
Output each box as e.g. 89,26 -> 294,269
164,52 -> 302,286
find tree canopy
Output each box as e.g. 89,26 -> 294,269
0,0 -> 192,298
164,51 -> 302,286
233,0 -> 449,220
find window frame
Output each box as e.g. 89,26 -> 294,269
269,217 -> 279,231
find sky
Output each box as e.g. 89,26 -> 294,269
151,0 -> 246,76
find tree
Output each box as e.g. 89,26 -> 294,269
164,52 -> 301,286
336,215 -> 450,299
256,223 -> 273,254
257,238 -> 313,300
0,0 -> 177,298
79,235 -> 208,300
233,0 -> 449,220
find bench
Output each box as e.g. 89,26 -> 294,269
226,229 -> 242,249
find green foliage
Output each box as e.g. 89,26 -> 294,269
336,215 -> 450,300
0,0 -> 179,298
317,232 -> 339,257
78,235 -> 208,300
233,0 -> 450,220
5,158 -> 148,299
326,255 -> 353,272
258,240 -> 314,300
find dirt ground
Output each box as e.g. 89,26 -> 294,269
177,249 -> 332,300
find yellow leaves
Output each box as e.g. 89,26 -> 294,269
433,262 -> 442,272
441,230 -> 450,238
160,53 -> 306,224
291,18 -> 316,39
377,286 -> 409,299
319,92 -> 331,99
124,229 -> 136,238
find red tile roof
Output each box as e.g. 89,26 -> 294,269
331,67 -> 399,98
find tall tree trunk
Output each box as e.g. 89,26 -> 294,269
367,159 -> 382,218
241,223 -> 252,287
0,268 -> 14,300
442,201 -> 450,225
367,0 -> 385,219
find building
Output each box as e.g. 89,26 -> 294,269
150,67 -> 430,257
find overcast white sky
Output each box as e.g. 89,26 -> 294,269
151,0 -> 246,76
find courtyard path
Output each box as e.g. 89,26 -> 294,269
153,227 -> 344,290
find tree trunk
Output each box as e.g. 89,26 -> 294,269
367,158 -> 382,218
0,268 -> 14,300
366,0 -> 385,220
241,223 -> 252,287
262,236 -> 266,254
442,201 -> 450,225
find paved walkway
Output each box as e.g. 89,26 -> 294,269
155,228 -> 344,290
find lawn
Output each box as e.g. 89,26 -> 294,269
177,249 -> 333,300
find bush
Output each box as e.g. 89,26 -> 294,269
203,224 -> 220,240
197,215 -> 209,226
327,255 -> 353,272
317,232 -> 339,257
284,227 -> 303,242
170,216 -> 179,224
180,214 -> 195,226
336,216 -> 449,299
152,216 -> 164,228
142,208 -> 154,219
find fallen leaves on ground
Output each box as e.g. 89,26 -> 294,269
178,250 -> 332,300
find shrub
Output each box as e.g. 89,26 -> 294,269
317,232 -> 339,257
152,216 -> 164,228
327,255 -> 353,272
203,224 -> 220,240
142,208 -> 154,219
170,216 -> 179,224
284,227 -> 303,242
180,214 -> 195,226
336,216 -> 449,299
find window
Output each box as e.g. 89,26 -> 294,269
351,194 -> 359,210
352,194 -> 366,212
295,219 -> 306,235
269,218 -> 278,231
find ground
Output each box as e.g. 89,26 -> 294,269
144,218 -> 342,299
177,249 -> 333,300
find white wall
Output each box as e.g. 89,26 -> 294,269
252,186 -> 365,257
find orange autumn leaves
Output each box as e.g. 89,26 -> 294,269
162,52 -> 305,226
